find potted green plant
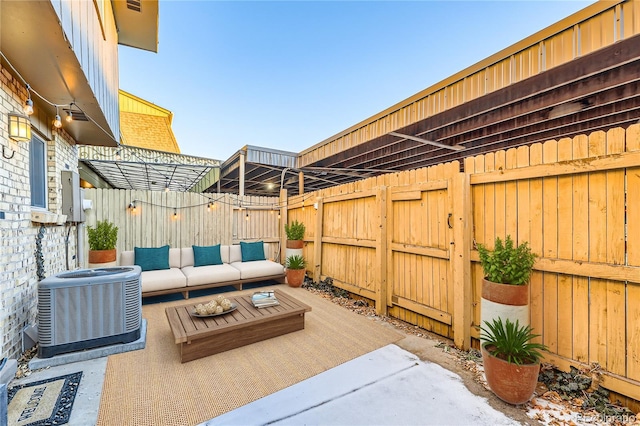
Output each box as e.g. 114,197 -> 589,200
477,235 -> 536,327
285,254 -> 306,287
480,317 -> 547,405
87,220 -> 119,265
284,220 -> 305,249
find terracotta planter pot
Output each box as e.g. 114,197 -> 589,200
286,269 -> 306,287
482,278 -> 529,306
481,278 -> 530,329
88,249 -> 116,264
481,344 -> 540,405
286,240 -> 304,249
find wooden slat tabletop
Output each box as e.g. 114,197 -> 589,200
165,290 -> 311,344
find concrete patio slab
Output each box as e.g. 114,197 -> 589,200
202,344 -> 520,426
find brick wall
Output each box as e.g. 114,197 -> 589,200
0,64 -> 81,359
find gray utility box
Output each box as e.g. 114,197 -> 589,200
61,170 -> 85,223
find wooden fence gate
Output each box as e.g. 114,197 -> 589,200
386,181 -> 455,338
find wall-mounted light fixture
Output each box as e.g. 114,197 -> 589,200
8,112 -> 31,142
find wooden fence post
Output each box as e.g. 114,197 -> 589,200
279,188 -> 288,264
376,187 -> 388,316
313,197 -> 324,283
452,173 -> 472,350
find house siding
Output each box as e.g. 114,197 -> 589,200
51,0 -> 121,139
0,65 -> 81,359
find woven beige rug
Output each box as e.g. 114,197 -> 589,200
97,285 -> 402,426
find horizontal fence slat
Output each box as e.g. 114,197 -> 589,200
470,150 -> 640,184
390,191 -> 422,201
470,251 -> 640,283
392,295 -> 452,325
320,275 -> 376,299
321,236 -> 376,249
322,189 -> 378,204
390,243 -> 450,260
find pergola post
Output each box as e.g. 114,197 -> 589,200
239,151 -> 245,197
279,188 -> 288,264
298,171 -> 304,195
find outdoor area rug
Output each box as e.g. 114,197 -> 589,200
97,285 -> 403,426
7,371 -> 82,426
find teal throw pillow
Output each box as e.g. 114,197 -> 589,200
240,241 -> 266,262
193,244 -> 222,267
134,245 -> 170,272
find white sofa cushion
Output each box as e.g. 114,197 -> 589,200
182,264 -> 241,287
140,269 -> 186,293
230,260 -> 285,280
229,245 -> 242,263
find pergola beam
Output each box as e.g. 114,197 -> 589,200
388,132 -> 465,151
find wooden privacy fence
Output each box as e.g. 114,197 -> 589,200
286,125 -> 640,403
82,190 -> 282,264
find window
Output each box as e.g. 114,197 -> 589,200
29,135 -> 46,208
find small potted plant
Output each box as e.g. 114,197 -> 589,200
87,220 -> 118,265
480,317 -> 548,405
284,220 -> 305,249
285,254 -> 306,287
477,235 -> 536,326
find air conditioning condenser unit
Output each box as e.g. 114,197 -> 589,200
38,266 -> 142,358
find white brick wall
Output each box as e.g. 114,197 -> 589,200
0,64 -> 81,359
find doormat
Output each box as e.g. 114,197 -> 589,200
7,371 -> 82,426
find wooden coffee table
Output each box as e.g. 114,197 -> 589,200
165,290 -> 312,363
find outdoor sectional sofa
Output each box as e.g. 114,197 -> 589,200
120,242 -> 285,298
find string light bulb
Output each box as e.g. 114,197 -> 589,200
66,111 -> 73,122
173,208 -> 178,219
24,84 -> 34,115
24,98 -> 34,116
128,201 -> 137,213
207,202 -> 213,212
53,106 -> 62,128
245,211 -> 250,221
165,178 -> 170,193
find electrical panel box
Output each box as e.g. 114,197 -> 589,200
61,171 -> 85,223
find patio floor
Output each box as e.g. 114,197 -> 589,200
10,284 -> 537,425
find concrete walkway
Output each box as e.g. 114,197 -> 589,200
202,344 -> 520,426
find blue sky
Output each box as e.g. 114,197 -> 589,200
118,0 -> 594,162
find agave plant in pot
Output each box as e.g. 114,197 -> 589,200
87,220 -> 119,266
477,235 -> 536,327
480,317 -> 547,405
285,254 -> 306,287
